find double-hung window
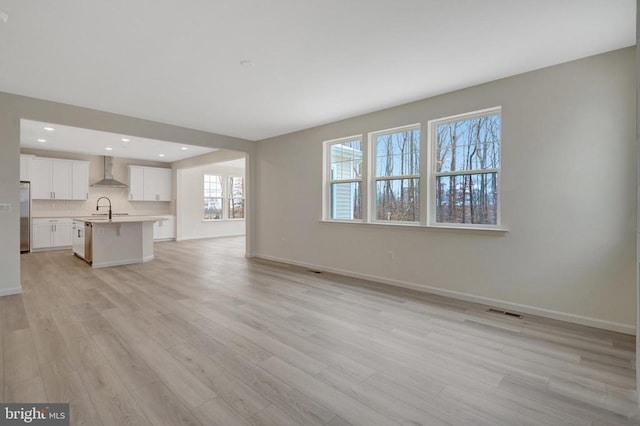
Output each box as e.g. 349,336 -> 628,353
371,125 -> 420,222
429,107 -> 501,226
204,174 -> 223,220
228,176 -> 245,219
326,137 -> 363,220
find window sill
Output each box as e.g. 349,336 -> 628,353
319,219 -> 508,233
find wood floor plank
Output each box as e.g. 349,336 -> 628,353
4,328 -> 41,384
249,404 -> 303,426
259,356 -> 401,426
2,294 -> 30,333
191,397 -> 251,426
40,362 -> 103,426
78,361 -> 152,426
315,366 -> 450,426
9,236 -> 638,426
130,381 -> 202,426
168,342 -> 270,418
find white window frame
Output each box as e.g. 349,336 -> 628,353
204,173 -> 224,221
323,135 -> 366,222
368,124 -> 422,224
427,106 -> 502,229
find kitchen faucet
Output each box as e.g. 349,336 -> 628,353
96,196 -> 112,220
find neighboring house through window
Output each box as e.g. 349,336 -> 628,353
326,136 -> 363,220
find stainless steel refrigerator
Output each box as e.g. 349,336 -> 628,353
20,181 -> 30,253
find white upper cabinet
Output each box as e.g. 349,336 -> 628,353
31,157 -> 89,200
129,165 -> 172,202
72,162 -> 89,200
31,158 -> 53,199
128,166 -> 145,200
50,160 -> 72,200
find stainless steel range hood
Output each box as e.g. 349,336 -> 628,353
91,156 -> 128,188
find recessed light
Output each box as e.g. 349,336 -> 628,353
159,154 -> 165,157
181,147 -> 188,151
105,147 -> 113,151
121,138 -> 130,142
37,138 -> 46,143
43,127 -> 55,131
240,60 -> 255,68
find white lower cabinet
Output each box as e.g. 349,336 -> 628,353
153,215 -> 175,241
72,220 -> 85,258
32,218 -> 73,250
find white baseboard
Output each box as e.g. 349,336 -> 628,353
0,286 -> 22,296
92,256 -> 154,269
254,254 -> 636,336
177,233 -> 245,242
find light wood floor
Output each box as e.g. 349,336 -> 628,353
3,237 -> 639,425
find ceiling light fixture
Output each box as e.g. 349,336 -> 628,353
43,126 -> 55,131
105,147 -> 113,151
37,138 -> 46,143
121,138 -> 130,142
159,154 -> 165,157
181,147 -> 188,150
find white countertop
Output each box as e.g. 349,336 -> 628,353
74,216 -> 166,224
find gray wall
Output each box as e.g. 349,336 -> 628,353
254,48 -> 637,332
0,92 -> 255,295
635,0 -> 639,393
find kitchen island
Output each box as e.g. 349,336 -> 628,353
72,216 -> 165,268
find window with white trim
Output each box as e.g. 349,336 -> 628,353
371,125 -> 420,222
228,176 -> 245,219
429,108 -> 501,225
322,107 -> 502,230
326,137 -> 363,220
204,174 -> 223,220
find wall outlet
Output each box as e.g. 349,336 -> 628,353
0,203 -> 11,213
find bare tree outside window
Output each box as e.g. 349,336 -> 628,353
228,176 -> 245,219
374,128 -> 420,222
434,111 -> 500,224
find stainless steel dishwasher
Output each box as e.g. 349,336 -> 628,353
85,222 -> 93,263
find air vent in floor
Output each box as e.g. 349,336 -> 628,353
487,308 -> 523,319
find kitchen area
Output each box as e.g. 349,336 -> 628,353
18,121 -> 188,268
18,119 -> 246,268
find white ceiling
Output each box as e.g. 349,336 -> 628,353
0,1 -> 635,141
20,119 -> 217,163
